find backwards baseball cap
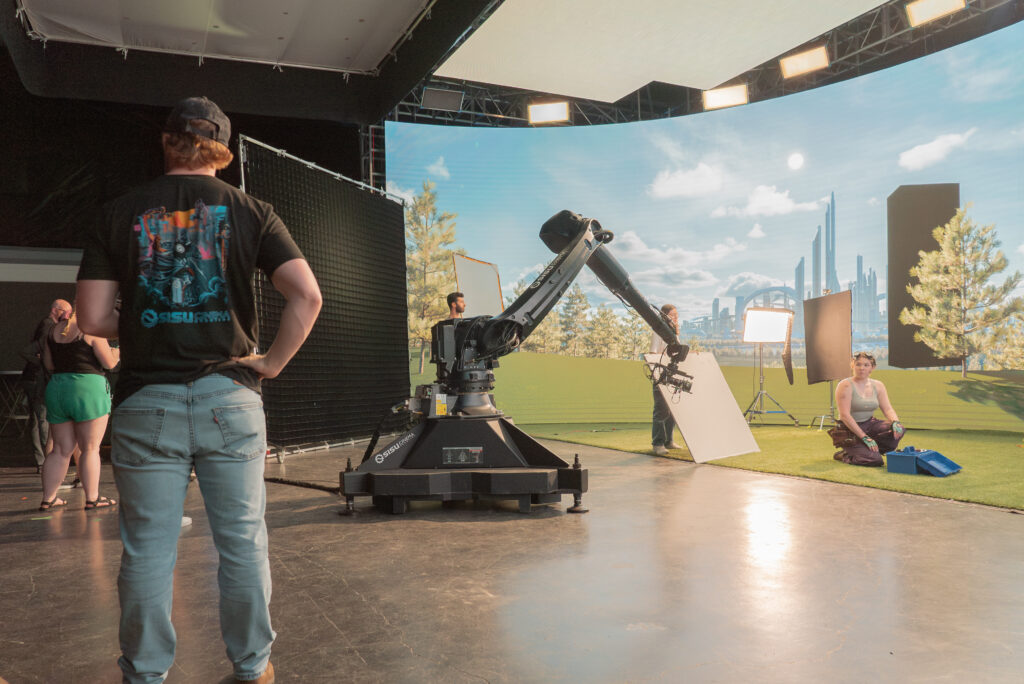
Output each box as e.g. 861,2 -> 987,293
165,96 -> 231,147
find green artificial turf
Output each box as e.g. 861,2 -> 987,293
409,352 -> 1024,508
520,422 -> 1024,511
416,352 -> 1024,432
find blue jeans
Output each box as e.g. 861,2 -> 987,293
651,386 -> 676,447
111,374 -> 274,683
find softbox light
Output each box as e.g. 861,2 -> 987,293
742,307 -> 793,343
741,307 -> 798,423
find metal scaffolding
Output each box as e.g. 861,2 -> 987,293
391,0 -> 1021,128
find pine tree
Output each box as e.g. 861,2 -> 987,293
533,308 -> 563,354
619,308 -> 651,359
984,317 -> 1024,370
560,284 -> 591,356
898,207 -> 1023,377
585,304 -> 622,358
405,181 -> 459,373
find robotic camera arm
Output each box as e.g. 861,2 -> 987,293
426,210 -> 693,418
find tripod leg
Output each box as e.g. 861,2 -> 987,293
743,391 -> 763,420
763,392 -> 799,426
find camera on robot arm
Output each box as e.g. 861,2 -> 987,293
643,308 -> 693,398
409,209 -> 696,423
645,350 -> 695,400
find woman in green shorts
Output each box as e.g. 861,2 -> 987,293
39,309 -> 120,510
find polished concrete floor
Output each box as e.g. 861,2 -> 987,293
1,439 -> 1022,683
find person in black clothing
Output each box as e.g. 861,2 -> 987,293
650,303 -> 682,456
19,299 -> 72,470
38,309 -> 120,510
77,96 -> 321,684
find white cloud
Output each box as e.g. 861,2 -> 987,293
648,132 -> 687,164
1017,244 -> 1024,256
867,197 -> 879,206
555,229 -> 752,315
747,223 -> 765,239
711,185 -> 820,218
426,156 -> 450,180
718,272 -> 784,298
898,128 -> 977,171
647,162 -> 724,199
943,51 -> 1019,103
633,264 -> 718,290
385,181 -> 415,205
615,230 -> 746,268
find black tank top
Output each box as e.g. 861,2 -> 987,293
48,334 -> 105,375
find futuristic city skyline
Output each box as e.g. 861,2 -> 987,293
386,21 -> 1023,340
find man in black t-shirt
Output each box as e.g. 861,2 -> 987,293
78,97 -> 321,684
19,299 -> 73,470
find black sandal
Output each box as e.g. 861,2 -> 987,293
39,497 -> 68,511
84,496 -> 117,510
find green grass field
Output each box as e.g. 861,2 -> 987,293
409,351 -> 1024,509
413,351 -> 1024,430
520,422 -> 1024,510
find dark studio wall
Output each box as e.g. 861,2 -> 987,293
0,46 -> 363,250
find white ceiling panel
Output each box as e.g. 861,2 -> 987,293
18,0 -> 430,73
435,0 -> 886,102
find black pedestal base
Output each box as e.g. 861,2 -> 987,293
341,415 -> 587,514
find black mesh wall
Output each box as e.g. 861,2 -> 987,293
240,138 -> 409,446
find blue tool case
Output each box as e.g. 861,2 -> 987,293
885,446 -> 962,476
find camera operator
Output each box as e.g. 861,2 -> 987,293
650,304 -> 682,456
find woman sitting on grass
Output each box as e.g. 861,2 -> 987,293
834,351 -> 905,467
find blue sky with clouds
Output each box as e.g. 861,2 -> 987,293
386,21 -> 1024,320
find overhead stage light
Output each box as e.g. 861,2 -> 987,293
528,101 -> 570,125
702,84 -> 748,111
779,46 -> 830,79
905,0 -> 966,27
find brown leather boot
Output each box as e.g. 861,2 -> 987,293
234,662 -> 274,684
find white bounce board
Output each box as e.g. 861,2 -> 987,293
644,351 -> 759,463
453,254 -> 504,316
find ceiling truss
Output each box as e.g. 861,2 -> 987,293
392,0 -> 1022,128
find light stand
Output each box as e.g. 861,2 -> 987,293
810,380 -> 837,430
741,308 -> 799,426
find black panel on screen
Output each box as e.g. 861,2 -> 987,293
0,282 -> 77,372
804,291 -> 852,384
887,184 -> 961,368
241,140 -> 409,446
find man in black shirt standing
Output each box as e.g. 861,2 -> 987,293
78,96 -> 321,684
20,299 -> 73,471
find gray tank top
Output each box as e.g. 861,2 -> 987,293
849,379 -> 878,422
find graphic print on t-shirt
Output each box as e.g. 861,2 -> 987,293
135,200 -> 232,328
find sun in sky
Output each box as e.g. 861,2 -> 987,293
787,152 -> 805,170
